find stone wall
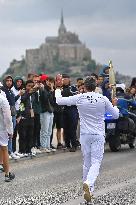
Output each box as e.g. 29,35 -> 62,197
58,44 -> 91,63
26,49 -> 40,72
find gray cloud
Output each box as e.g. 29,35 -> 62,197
0,0 -> 136,22
0,0 -> 136,77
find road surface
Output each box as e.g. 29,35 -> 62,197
0,145 -> 136,205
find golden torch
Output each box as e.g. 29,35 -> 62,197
109,60 -> 116,99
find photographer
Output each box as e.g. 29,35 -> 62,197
17,80 -> 36,156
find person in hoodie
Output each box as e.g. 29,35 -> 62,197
11,76 -> 25,156
99,65 -> 110,79
1,75 -> 20,160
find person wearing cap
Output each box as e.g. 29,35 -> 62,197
55,77 -> 119,203
99,65 -> 110,79
40,74 -> 49,82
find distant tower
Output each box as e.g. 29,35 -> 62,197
58,9 -> 67,35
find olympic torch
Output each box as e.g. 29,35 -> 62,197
109,60 -> 116,99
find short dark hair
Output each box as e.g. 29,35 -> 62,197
90,73 -> 98,80
33,74 -> 39,78
25,80 -> 34,86
27,73 -> 34,78
131,77 -> 136,87
62,74 -> 70,78
76,77 -> 83,82
46,76 -> 55,82
84,77 -> 96,91
98,75 -> 104,78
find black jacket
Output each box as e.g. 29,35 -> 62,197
39,86 -> 54,113
62,85 -> 77,111
19,92 -> 35,119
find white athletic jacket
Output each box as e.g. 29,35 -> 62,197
55,90 -> 119,135
0,93 -> 13,135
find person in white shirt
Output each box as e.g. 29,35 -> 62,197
55,77 -> 119,203
0,82 -> 6,97
0,93 -> 15,182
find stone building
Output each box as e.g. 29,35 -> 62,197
25,11 -> 91,72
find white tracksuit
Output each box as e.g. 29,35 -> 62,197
55,90 -> 119,192
0,93 -> 13,146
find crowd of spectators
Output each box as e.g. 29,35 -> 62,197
0,67 -> 135,161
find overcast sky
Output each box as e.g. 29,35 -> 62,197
0,0 -> 136,76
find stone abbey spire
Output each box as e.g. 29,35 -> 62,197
61,9 -> 64,24
58,9 -> 67,35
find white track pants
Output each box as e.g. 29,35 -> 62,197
80,133 -> 105,192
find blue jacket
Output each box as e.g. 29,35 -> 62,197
117,93 -> 136,116
102,79 -> 111,101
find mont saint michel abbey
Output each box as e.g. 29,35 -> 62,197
25,12 -> 92,72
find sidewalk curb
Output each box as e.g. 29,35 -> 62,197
9,148 -> 81,163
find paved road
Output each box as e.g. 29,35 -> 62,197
0,146 -> 136,205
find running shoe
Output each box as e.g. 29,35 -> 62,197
5,172 -> 15,182
83,183 -> 94,203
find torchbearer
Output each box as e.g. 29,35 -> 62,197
0,91 -> 15,182
55,77 -> 119,203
